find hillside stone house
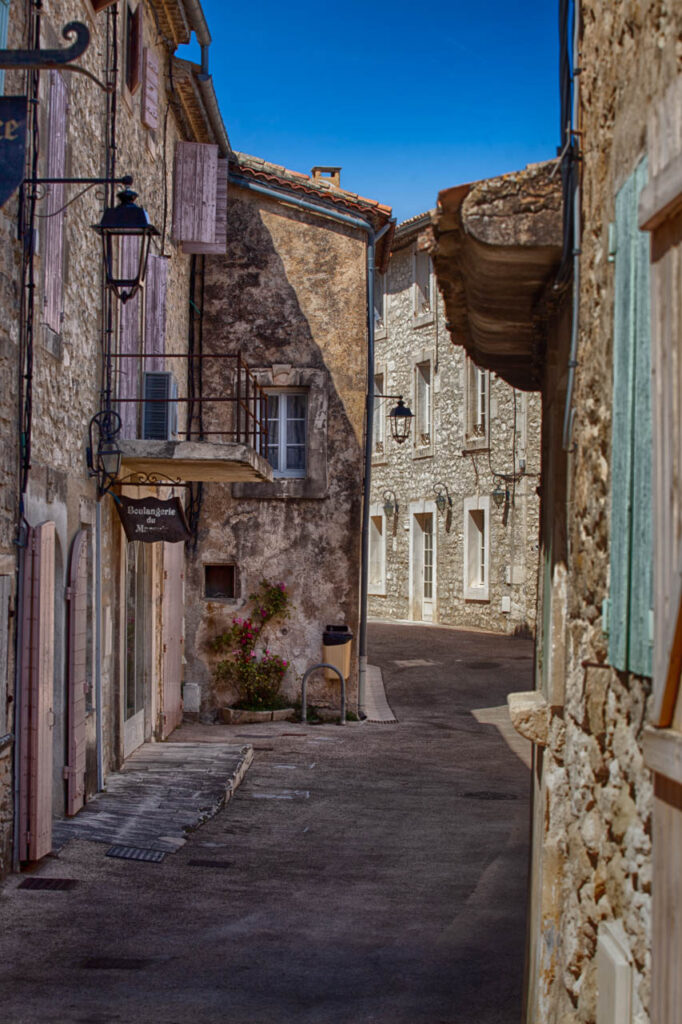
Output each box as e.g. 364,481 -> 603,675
369,212 -> 541,634
433,3 -> 682,1022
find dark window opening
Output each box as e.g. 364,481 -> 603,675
204,564 -> 236,600
125,5 -> 142,94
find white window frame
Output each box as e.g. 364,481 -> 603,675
413,248 -> 434,326
414,357 -> 433,454
408,499 -> 438,622
372,369 -> 385,457
368,504 -> 386,596
463,496 -> 490,601
464,357 -> 490,448
266,390 -> 308,479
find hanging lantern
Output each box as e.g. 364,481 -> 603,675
92,186 -> 159,304
389,398 -> 413,444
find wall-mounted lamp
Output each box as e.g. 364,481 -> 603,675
387,396 -> 413,444
434,482 -> 452,514
383,488 -> 398,518
87,411 -> 122,498
92,185 -> 159,304
492,482 -> 508,508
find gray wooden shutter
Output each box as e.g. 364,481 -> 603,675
44,71 -> 67,334
118,237 -> 141,439
65,531 -> 88,816
0,575 -> 9,736
172,142 -> 219,246
141,48 -> 159,130
182,158 -> 228,254
608,160 -> 653,675
144,254 -> 167,373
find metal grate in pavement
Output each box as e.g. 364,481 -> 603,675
19,877 -> 78,891
106,845 -> 166,863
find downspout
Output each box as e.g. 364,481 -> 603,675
95,502 -> 103,790
228,172 -> 392,713
562,1 -> 581,451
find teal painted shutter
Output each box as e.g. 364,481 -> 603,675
609,172 -> 637,671
608,159 -> 653,676
0,1 -> 10,97
628,158 -> 653,676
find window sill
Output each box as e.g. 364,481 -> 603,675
643,725 -> 682,784
413,313 -> 434,329
368,588 -> 386,598
464,590 -> 489,603
412,447 -> 433,460
375,328 -> 388,341
462,439 -> 489,453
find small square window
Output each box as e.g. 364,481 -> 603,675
204,564 -> 236,600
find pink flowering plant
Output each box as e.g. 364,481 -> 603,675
211,580 -> 291,709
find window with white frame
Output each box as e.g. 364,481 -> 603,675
415,360 -> 432,447
373,371 -> 385,455
266,391 -> 307,478
463,496 -> 490,601
414,249 -> 432,320
465,358 -> 489,446
368,512 -> 386,595
374,272 -> 387,336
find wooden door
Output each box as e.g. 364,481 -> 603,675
65,530 -> 88,816
19,522 -> 55,862
161,541 -> 184,739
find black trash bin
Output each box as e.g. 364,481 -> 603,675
322,625 -> 353,681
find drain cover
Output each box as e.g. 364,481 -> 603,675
19,877 -> 77,891
188,859 -> 234,869
106,845 -> 166,863
82,957 -> 153,970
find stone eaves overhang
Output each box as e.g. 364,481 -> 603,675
118,441 -> 273,484
230,153 -> 395,272
432,161 -> 564,391
149,0 -> 209,47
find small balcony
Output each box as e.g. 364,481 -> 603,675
111,352 -> 273,485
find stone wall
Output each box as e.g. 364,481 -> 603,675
369,219 -> 541,635
526,5 -> 682,1022
184,185 -> 371,713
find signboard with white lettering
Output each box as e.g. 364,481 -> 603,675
0,96 -> 27,208
116,495 -> 191,544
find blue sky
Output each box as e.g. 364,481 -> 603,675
180,1 -> 559,223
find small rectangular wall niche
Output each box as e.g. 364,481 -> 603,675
204,564 -> 236,600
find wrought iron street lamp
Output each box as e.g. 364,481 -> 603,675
383,488 -> 398,518
92,184 -> 159,304
386,396 -> 413,444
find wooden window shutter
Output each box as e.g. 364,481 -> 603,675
608,160 -> 653,676
0,0 -> 9,96
44,71 -> 67,334
144,254 -> 167,372
125,5 -> 143,95
141,47 -> 159,130
90,0 -> 118,11
118,237 -> 141,439
0,575 -> 9,736
65,531 -> 88,817
172,142 -> 219,247
182,158 -> 228,254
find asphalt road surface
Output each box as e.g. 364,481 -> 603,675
0,621 -> 533,1024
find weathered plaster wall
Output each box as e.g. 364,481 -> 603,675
185,187 -> 368,712
369,224 -> 541,634
528,6 -> 682,1022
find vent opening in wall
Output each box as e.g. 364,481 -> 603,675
204,564 -> 236,600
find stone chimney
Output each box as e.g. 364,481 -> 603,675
311,166 -> 341,189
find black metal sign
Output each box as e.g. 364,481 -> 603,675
116,495 -> 191,544
0,96 -> 27,209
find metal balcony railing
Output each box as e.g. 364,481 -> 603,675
109,351 -> 269,457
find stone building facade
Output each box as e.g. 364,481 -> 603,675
0,0 -> 244,876
433,4 -> 682,1022
182,155 -> 392,715
369,213 -> 540,635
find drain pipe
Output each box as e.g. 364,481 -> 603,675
95,501 -> 103,790
228,172 -> 392,714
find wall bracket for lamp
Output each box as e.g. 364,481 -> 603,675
0,22 -> 112,92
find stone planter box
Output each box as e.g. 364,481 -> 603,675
219,707 -> 295,725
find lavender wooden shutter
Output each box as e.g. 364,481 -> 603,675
65,531 -> 87,816
182,159 -> 228,254
141,48 -> 159,130
19,522 -> 55,862
118,237 -> 141,438
144,254 -> 167,373
172,142 -> 219,246
161,541 -> 184,739
44,71 -> 67,334
0,575 -> 9,736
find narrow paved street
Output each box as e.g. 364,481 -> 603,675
0,623 -> 532,1024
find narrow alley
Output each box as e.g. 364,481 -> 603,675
0,623 -> 531,1024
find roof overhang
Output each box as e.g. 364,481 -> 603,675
119,441 -> 273,484
170,58 -> 230,156
432,161 -> 564,391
